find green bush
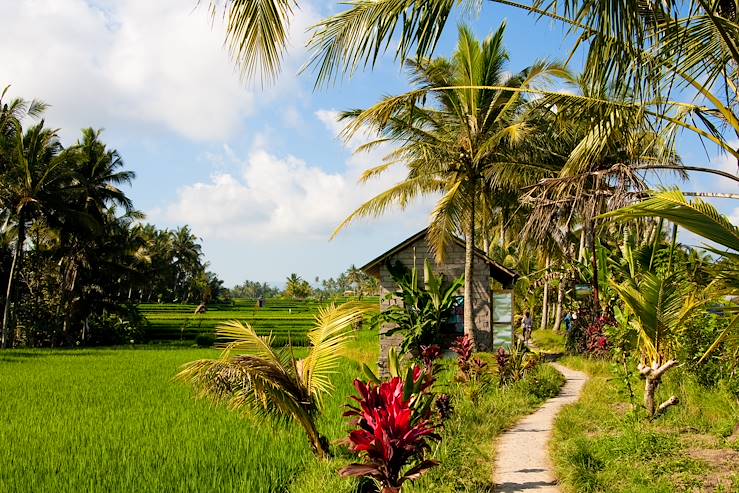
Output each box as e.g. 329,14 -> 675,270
194,333 -> 216,348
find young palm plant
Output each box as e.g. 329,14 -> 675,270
603,190 -> 739,363
177,301 -> 376,458
610,272 -> 704,418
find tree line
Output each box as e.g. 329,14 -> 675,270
0,88 -> 223,347
229,265 -> 381,300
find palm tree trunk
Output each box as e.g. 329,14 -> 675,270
464,202 -> 477,350
540,256 -> 550,331
588,221 -> 600,315
2,214 -> 25,348
302,414 -> 329,459
553,280 -> 564,332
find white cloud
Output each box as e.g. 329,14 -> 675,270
0,0 -> 320,142
709,140 -> 739,192
153,110 -> 436,243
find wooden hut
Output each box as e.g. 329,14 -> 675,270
361,228 -> 518,373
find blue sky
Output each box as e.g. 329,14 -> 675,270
2,0 -> 736,287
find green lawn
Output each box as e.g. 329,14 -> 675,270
0,328 -> 568,493
552,357 -> 739,492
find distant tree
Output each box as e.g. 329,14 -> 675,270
285,273 -> 312,299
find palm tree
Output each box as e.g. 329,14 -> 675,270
610,272 -> 704,417
603,190 -> 739,362
170,226 -> 203,302
305,1 -> 739,168
517,79 -> 682,313
177,302 -> 376,458
332,24 -> 565,348
0,122 -> 72,347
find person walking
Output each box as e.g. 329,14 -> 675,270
522,311 -> 533,343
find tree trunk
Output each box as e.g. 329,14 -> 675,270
553,281 -> 564,332
588,221 -> 600,315
640,360 -> 679,418
540,256 -> 550,331
302,414 -> 329,459
464,201 -> 478,350
2,214 -> 25,348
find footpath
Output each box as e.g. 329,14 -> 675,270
493,362 -> 588,492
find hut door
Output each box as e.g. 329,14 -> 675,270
492,289 -> 514,347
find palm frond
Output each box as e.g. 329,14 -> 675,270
601,189 -> 739,253
301,302 -> 377,401
207,0 -> 297,85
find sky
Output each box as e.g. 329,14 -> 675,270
1,0 -> 737,287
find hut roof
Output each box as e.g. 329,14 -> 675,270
360,228 -> 518,288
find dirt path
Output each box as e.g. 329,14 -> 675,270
493,363 -> 588,492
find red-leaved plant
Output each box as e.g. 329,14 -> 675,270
339,369 -> 440,492
451,335 -> 474,379
419,344 -> 442,374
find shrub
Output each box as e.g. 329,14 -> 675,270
497,339 -> 540,386
340,373 -> 440,492
566,301 -> 612,358
451,335 -> 474,378
194,333 -> 216,348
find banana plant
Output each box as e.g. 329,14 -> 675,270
382,259 -> 464,354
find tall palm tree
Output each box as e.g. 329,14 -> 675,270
0,122 -> 72,347
177,302 -> 376,458
305,0 -> 738,168
332,24 -> 565,348
518,80 -> 683,312
170,226 -> 203,301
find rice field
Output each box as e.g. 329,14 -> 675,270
0,329 -> 380,493
139,297 -> 379,345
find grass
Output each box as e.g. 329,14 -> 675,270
552,357 -> 739,493
0,328 -> 568,492
139,297 -> 379,345
531,329 -> 566,354
407,363 -> 566,492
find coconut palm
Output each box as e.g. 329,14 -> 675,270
603,190 -> 739,362
610,272 -> 704,417
177,301 -> 376,458
0,122 -> 73,347
331,24 -> 566,348
305,1 -> 739,166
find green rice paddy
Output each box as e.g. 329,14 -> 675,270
0,329 -> 380,493
139,297 -> 379,345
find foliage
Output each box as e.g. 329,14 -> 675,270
496,338 -> 540,386
604,190 -> 739,362
340,373 -> 440,492
566,300 -> 613,357
285,273 -> 313,299
177,302 -> 376,457
450,335 -> 474,378
0,88 -> 225,348
382,259 -> 463,355
229,280 -> 281,299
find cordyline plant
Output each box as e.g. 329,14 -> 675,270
176,302 -> 375,458
340,366 -> 440,492
497,339 -> 540,386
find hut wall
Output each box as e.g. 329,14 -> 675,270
377,235 -> 491,375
